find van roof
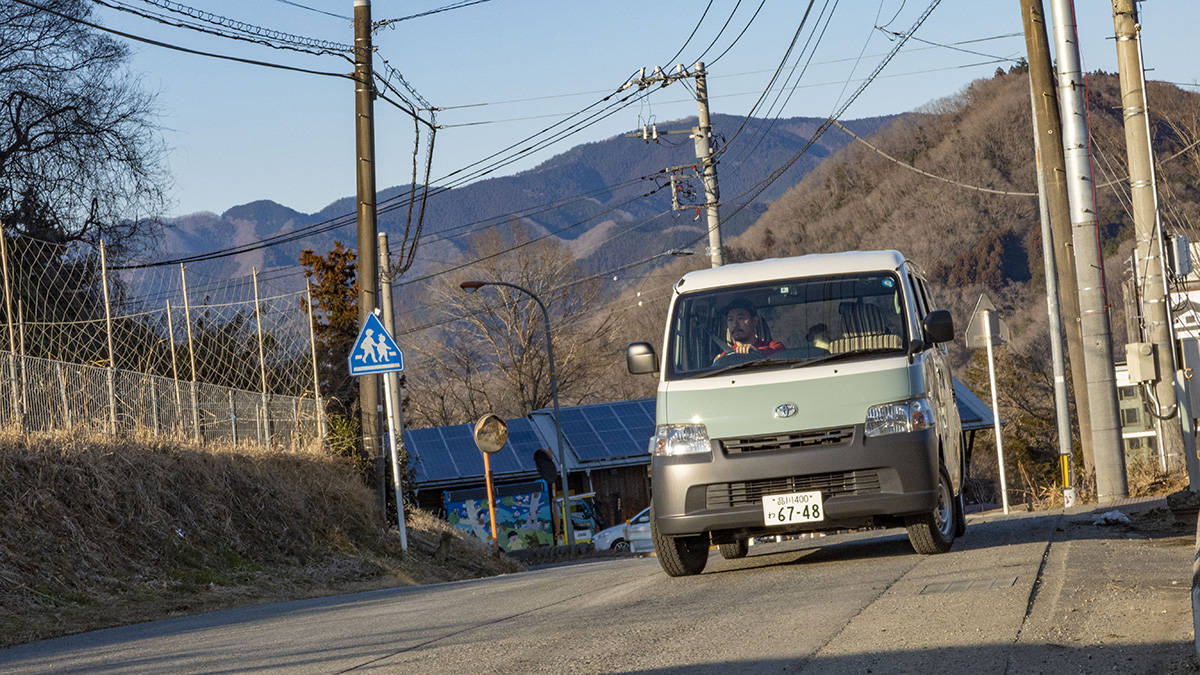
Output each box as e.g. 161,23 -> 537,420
675,250 -> 908,293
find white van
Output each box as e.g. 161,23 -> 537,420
627,250 -> 965,576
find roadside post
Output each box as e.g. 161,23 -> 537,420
965,293 -> 1011,514
473,414 -> 509,555
348,312 -> 407,548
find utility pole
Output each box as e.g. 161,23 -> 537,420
1021,0 -> 1090,487
622,62 -> 723,267
353,0 -> 385,517
1049,0 -> 1128,501
1112,0 -> 1192,476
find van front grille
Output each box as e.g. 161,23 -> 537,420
705,470 -> 881,509
721,427 -> 853,454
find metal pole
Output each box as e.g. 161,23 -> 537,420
0,224 -> 18,427
353,0 -> 385,518
1021,0 -> 1095,473
180,264 -> 201,442
378,233 -> 408,549
16,298 -> 25,432
99,240 -> 118,434
252,269 -> 272,448
229,388 -> 238,445
1029,73 -> 1077,506
166,300 -> 183,435
464,280 -> 573,546
483,451 -> 499,553
305,280 -> 327,446
984,310 -> 1010,514
1049,0 -> 1128,501
693,62 -> 723,268
57,362 -> 71,432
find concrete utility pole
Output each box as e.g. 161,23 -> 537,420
353,0 -> 385,517
378,233 -> 409,549
622,62 -> 723,267
1049,0 -> 1128,501
1020,0 -> 1092,483
1112,0 -> 1189,473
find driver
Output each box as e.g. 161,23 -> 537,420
715,298 -> 785,361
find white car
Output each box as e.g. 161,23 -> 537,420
591,521 -> 631,552
591,507 -> 652,552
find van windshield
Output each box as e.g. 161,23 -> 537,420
665,272 -> 909,380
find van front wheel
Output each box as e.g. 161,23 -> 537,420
651,508 -> 709,576
905,465 -> 956,554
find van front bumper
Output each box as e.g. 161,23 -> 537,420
652,425 -> 940,538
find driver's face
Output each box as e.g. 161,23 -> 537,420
726,308 -> 757,342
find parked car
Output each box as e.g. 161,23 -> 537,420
625,507 -> 653,553
590,507 -> 652,553
591,520 -> 630,552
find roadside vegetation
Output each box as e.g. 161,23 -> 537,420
0,432 -> 521,648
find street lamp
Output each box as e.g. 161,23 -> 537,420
460,280 -> 574,546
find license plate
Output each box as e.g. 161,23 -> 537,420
762,491 -> 824,525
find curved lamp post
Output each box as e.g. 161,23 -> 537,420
460,280 -> 574,546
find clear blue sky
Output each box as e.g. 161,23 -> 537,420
94,1 -> 1198,219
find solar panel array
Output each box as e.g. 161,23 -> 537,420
406,416 -> 546,485
553,398 -> 656,462
406,398 -> 657,486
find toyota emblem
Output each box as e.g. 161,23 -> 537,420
774,403 -> 798,419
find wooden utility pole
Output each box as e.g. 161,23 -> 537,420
1020,0 -> 1093,478
1050,0 -> 1127,501
354,0 -> 385,517
1112,0 -> 1191,475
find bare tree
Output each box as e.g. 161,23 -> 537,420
0,0 -> 169,253
404,223 -> 624,426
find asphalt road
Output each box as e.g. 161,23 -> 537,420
2,500 -> 1194,674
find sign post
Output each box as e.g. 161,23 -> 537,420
348,313 -> 407,546
473,414 -> 509,555
964,294 -> 1011,514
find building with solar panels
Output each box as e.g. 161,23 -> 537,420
403,385 -> 993,542
405,398 -> 658,531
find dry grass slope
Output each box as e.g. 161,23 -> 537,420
0,432 -> 522,648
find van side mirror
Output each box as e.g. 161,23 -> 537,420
923,310 -> 954,344
627,342 -> 658,374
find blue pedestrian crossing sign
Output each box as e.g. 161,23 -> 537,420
348,313 -> 404,376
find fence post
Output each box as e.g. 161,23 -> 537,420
0,224 -> 19,428
150,376 -> 160,438
293,397 -> 301,447
228,388 -> 238,445
56,361 -> 72,432
305,280 -> 326,446
16,298 -> 26,432
252,269 -> 271,448
180,264 -> 201,442
99,241 -> 118,434
166,301 -> 184,435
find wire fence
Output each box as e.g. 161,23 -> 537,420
0,229 -> 326,447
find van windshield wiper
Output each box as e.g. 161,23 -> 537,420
696,356 -> 811,378
791,348 -> 901,368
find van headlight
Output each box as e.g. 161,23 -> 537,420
649,424 -> 712,456
864,398 -> 934,437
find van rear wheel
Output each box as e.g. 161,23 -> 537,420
905,465 -> 956,554
651,507 -> 709,576
718,538 -> 748,560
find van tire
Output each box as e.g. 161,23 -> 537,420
718,539 -> 748,560
953,491 -> 967,538
651,507 -> 709,576
905,465 -> 956,554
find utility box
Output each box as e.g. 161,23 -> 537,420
1168,234 -> 1192,278
1181,338 -> 1200,416
1126,342 -> 1157,384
